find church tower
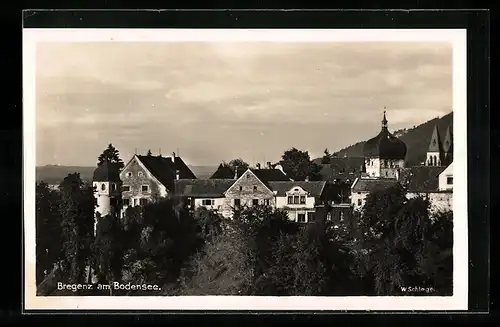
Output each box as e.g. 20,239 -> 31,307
92,161 -> 122,234
426,125 -> 443,166
442,125 -> 453,166
363,111 -> 407,179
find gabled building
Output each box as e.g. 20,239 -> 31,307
350,177 -> 402,211
118,153 -> 196,211
174,166 -> 330,223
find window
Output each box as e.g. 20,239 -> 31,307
308,212 -> 316,222
294,188 -> 299,191
253,186 -> 257,191
111,183 -> 116,192
293,196 -> 300,204
357,199 -> 362,206
140,198 -> 148,206
299,196 -> 306,204
246,174 -> 250,179
122,185 -> 131,192
297,214 -> 306,223
101,183 -> 106,191
133,198 -> 138,206
127,172 -> 132,177
264,199 -> 270,206
287,196 -> 293,204
447,177 -> 453,184
202,199 -> 214,206
138,171 -> 143,177
239,186 -> 243,191
326,212 -> 332,221
123,198 -> 130,206
385,171 -> 388,177
340,211 -> 344,222
252,199 -> 259,206
142,185 -> 149,192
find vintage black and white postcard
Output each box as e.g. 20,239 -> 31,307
23,28 -> 468,311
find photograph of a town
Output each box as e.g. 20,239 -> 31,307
32,35 -> 456,301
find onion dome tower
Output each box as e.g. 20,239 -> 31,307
363,110 -> 407,178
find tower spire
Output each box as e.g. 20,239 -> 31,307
381,108 -> 388,129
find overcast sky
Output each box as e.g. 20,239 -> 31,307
35,42 -> 452,167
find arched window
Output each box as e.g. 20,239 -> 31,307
101,183 -> 106,191
433,155 -> 437,166
111,183 -> 116,192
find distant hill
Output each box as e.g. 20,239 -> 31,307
329,112 -> 453,167
36,165 -> 218,185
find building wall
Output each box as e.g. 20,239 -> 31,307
221,170 -> 275,218
119,157 -> 168,213
429,192 -> 453,213
275,190 -> 317,223
426,151 -> 442,166
406,192 -> 453,214
193,197 -> 226,212
438,162 -> 454,191
93,180 -> 121,218
365,158 -> 405,178
351,191 -> 368,211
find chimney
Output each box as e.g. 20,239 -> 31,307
234,166 -> 238,179
171,152 -> 175,163
256,163 -> 261,169
267,161 -> 272,169
175,170 -> 180,180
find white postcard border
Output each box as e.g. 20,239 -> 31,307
23,28 -> 468,311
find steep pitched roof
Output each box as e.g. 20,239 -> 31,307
428,124 -> 443,153
135,155 -> 197,190
398,166 -> 446,193
250,168 -> 291,186
351,178 -> 401,193
93,161 -> 121,181
442,125 -> 453,154
174,179 -> 235,198
267,181 -> 326,197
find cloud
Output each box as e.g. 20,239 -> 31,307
35,42 -> 452,166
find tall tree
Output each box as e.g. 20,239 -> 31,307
280,147 -> 322,181
354,186 -> 453,296
265,226 -> 328,296
58,173 -> 95,286
35,181 -> 63,285
321,148 -> 332,164
97,143 -> 124,169
228,158 -> 249,172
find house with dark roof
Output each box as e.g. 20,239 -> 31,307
118,153 -> 196,211
398,163 -> 453,213
350,177 -> 402,211
174,166 -> 330,223
174,178 -> 236,211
